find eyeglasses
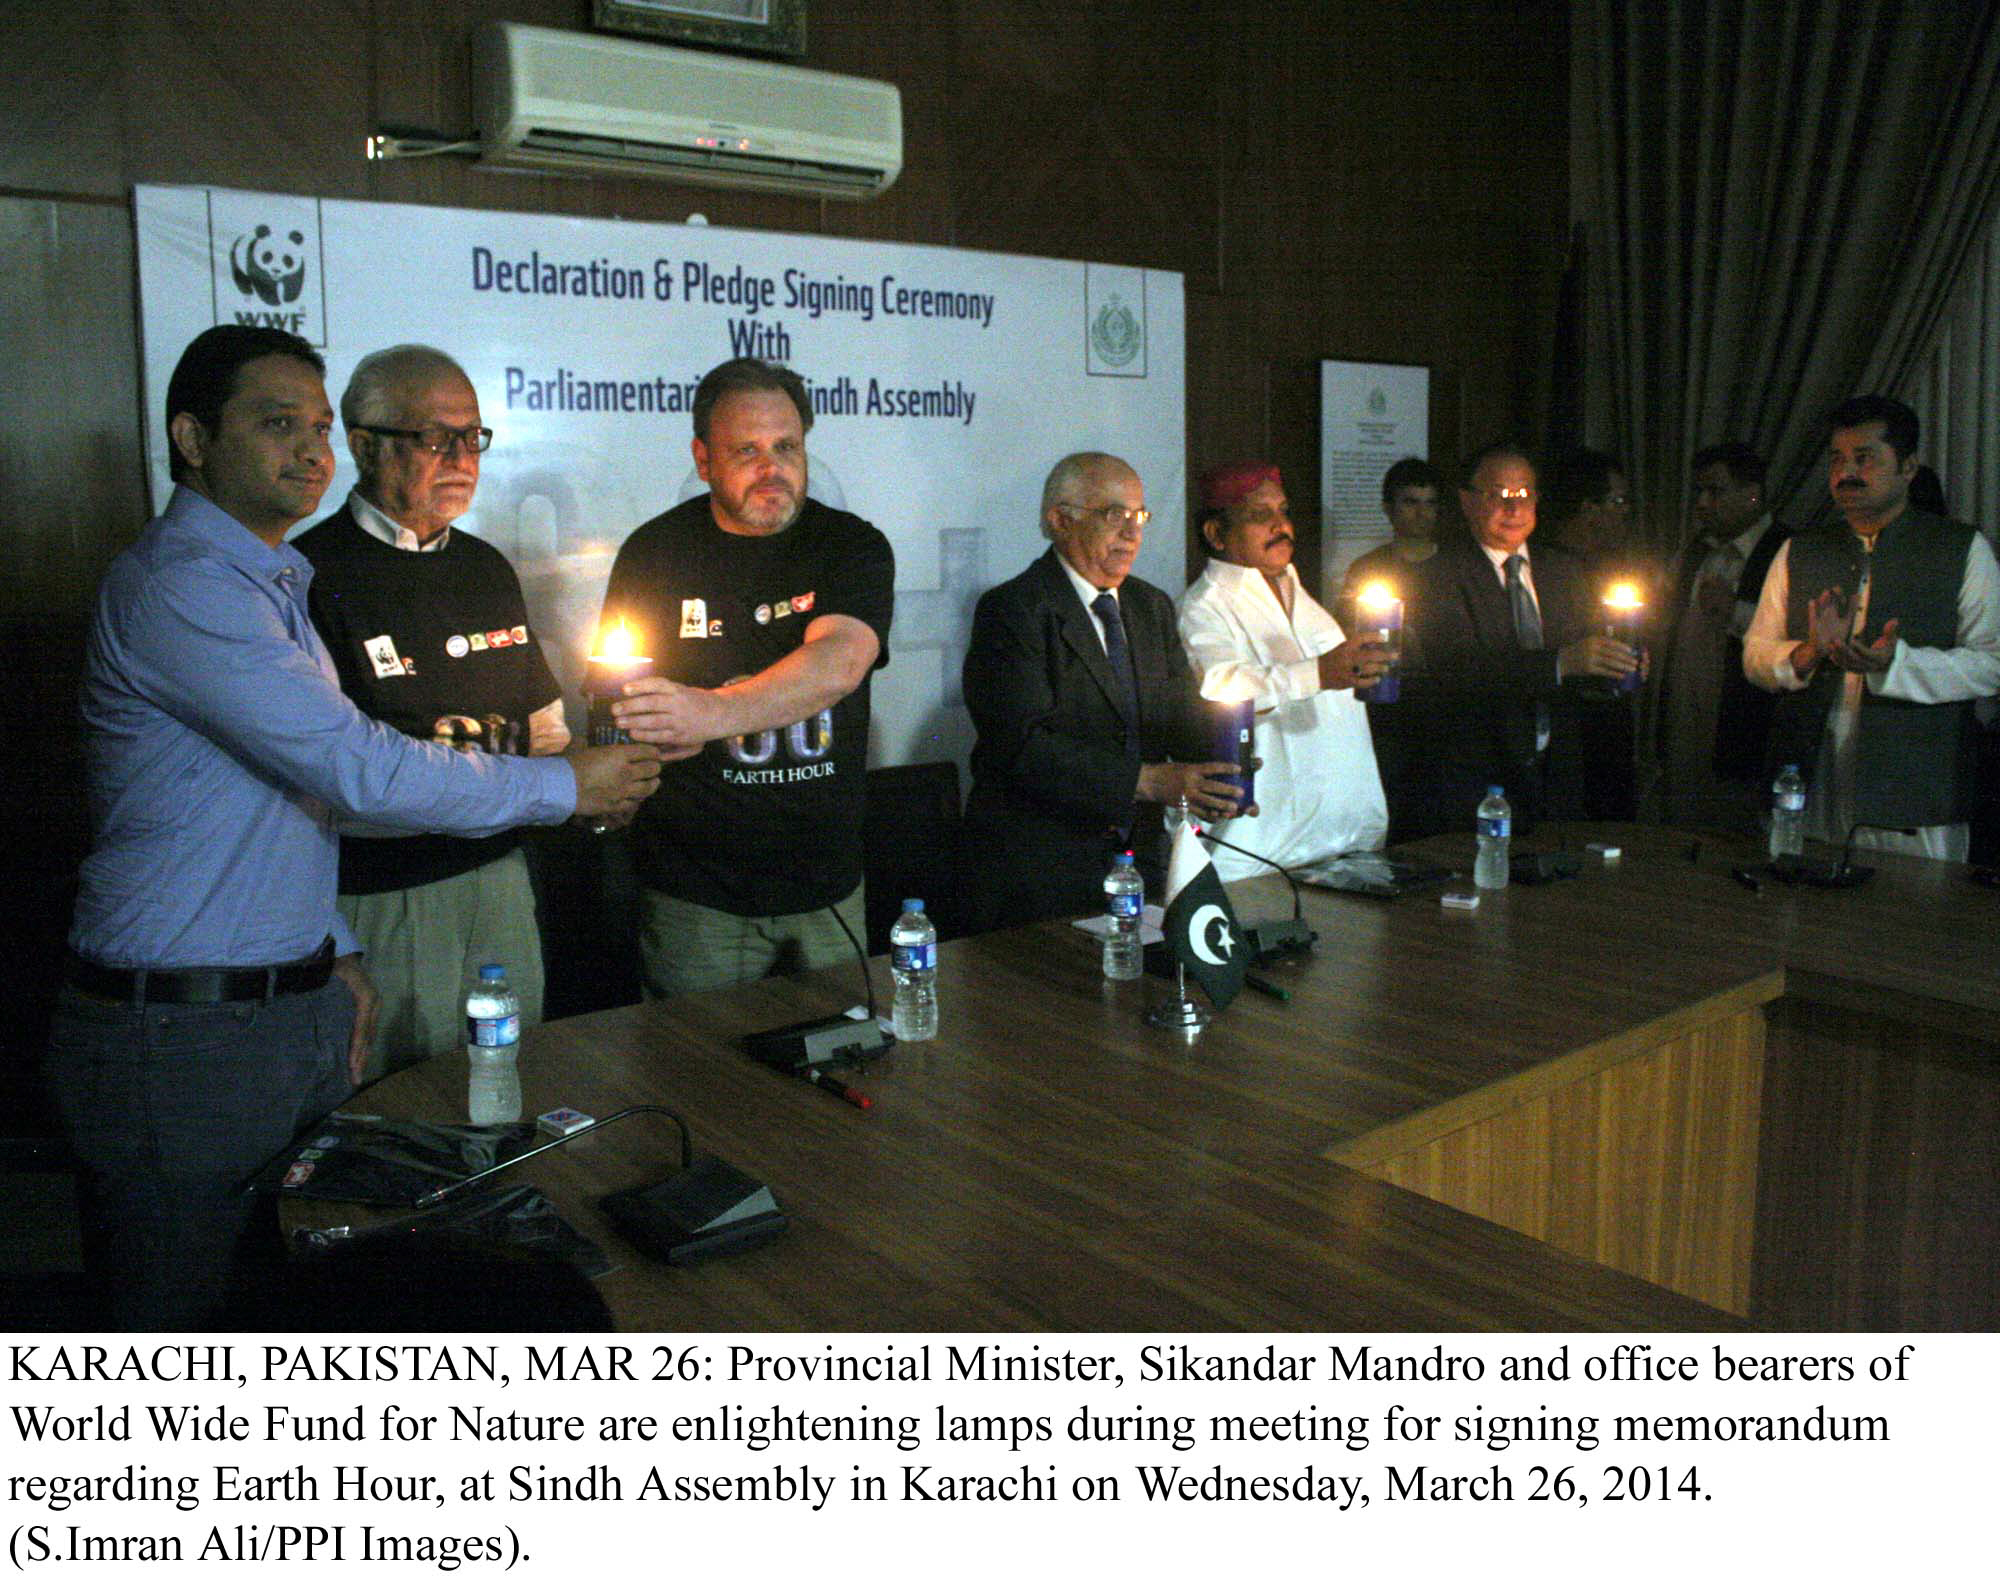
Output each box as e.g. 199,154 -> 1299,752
1061,503 -> 1151,534
354,424 -> 494,457
1475,488 -> 1537,509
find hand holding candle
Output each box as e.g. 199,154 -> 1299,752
586,619 -> 652,746
1555,582 -> 1645,685
578,620 -> 657,834
1600,581 -> 1646,694
1204,689 -> 1256,810
1352,580 -> 1403,703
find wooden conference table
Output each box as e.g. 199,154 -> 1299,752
316,825 -> 1997,1331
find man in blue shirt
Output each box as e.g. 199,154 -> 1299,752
50,325 -> 660,1329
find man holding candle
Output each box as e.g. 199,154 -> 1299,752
1178,461 -> 1389,878
49,326 -> 660,1328
1338,458 -> 1444,827
1338,457 -> 1443,609
1542,449 -> 1654,820
962,452 -> 1237,929
1655,441 -> 1791,830
1399,440 -> 1640,836
602,357 -> 895,997
1743,396 -> 2000,859
296,345 -> 569,1078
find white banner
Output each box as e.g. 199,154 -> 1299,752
133,185 -> 1187,769
1320,359 -> 1429,588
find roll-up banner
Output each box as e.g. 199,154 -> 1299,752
133,185 -> 1186,768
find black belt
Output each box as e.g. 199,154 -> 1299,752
67,937 -> 337,1006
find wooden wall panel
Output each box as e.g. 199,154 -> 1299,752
0,4 -> 126,195
1367,1008 -> 1767,1314
0,196 -> 147,1082
1753,998 -> 2000,1331
117,2 -> 374,199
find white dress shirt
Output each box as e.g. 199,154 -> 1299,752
1178,558 -> 1387,879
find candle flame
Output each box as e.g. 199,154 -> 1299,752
1357,580 -> 1399,611
592,618 -> 644,664
1603,581 -> 1645,611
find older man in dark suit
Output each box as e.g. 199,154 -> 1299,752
963,451 -> 1240,930
1398,440 -> 1638,836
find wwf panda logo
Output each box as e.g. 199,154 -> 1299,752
230,224 -> 308,306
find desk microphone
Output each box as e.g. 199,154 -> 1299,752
415,1104 -> 789,1266
740,900 -> 896,1073
1190,825 -> 1319,963
414,1104 -> 690,1208
1769,822 -> 1916,888
1510,818 -> 1582,884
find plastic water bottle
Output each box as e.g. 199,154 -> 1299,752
1474,786 -> 1512,890
1769,764 -> 1806,860
465,963 -> 522,1125
889,898 -> 939,1041
1103,850 -> 1144,980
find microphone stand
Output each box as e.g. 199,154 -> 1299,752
1770,822 -> 1915,888
1190,826 -> 1319,963
740,899 -> 895,1074
1826,822 -> 1917,886
414,1104 -> 692,1209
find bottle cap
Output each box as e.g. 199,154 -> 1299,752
479,963 -> 505,979
1487,785 -> 1504,797
902,898 -> 924,913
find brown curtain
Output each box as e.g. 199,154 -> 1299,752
1573,0 -> 2000,541
1907,218 -> 2000,536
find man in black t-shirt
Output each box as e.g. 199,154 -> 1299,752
296,345 -> 568,1076
604,358 -> 895,997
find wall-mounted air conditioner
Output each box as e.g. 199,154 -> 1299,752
474,22 -> 902,200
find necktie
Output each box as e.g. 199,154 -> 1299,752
1506,554 -> 1551,750
1091,590 -> 1142,839
1090,590 -> 1142,742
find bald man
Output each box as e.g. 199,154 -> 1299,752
295,345 -> 566,1077
963,452 -> 1237,930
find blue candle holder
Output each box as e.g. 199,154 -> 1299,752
1354,590 -> 1404,704
1601,590 -> 1645,695
1206,696 -> 1255,810
585,653 -> 652,745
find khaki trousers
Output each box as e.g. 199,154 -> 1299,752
339,847 -> 544,1081
638,881 -> 866,999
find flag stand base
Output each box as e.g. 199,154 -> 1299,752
1146,994 -> 1209,1034
1147,960 -> 1209,1034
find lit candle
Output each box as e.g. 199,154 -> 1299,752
1601,581 -> 1645,694
1205,686 -> 1256,812
585,619 -> 652,745
1354,580 -> 1404,704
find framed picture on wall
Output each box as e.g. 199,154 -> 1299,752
593,0 -> 807,58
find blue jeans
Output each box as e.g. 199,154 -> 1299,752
45,977 -> 357,1330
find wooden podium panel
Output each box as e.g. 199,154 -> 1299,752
1354,1006 -> 1764,1313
